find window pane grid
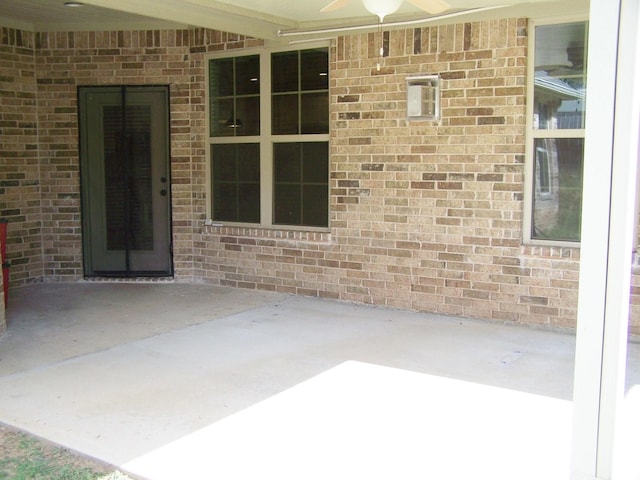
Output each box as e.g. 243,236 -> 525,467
209,55 -> 260,137
211,144 -> 260,223
271,48 -> 329,136
273,142 -> 328,228
208,46 -> 329,229
529,21 -> 587,243
531,138 -> 583,241
533,21 -> 587,132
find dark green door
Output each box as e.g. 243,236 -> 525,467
79,86 -> 172,276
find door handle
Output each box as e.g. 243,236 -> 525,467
160,189 -> 167,196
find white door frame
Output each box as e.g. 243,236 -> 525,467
571,0 -> 640,478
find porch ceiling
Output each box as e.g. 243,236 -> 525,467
1,0 -> 589,40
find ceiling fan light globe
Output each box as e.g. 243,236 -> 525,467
361,0 -> 403,20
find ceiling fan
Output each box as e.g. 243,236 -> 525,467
321,0 -> 451,22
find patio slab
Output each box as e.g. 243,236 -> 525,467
0,283 -> 638,479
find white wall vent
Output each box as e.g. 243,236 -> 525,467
406,75 -> 440,121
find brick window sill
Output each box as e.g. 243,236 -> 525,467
202,222 -> 332,243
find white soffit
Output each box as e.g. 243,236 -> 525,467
0,0 -> 186,32
0,0 -> 588,39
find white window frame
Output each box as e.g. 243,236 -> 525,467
523,17 -> 588,247
205,42 -> 331,231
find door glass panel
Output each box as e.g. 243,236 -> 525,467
103,106 -> 126,251
80,86 -> 172,277
126,105 -> 153,251
102,105 -> 153,251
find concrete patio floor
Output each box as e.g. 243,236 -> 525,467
0,282 -> 638,479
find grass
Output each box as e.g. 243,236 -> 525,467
0,427 -> 132,480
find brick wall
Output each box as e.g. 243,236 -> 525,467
0,27 -> 41,288
0,26 -> 261,289
22,28 -> 258,283
194,19 -> 596,331
1,20 -> 638,335
33,30 -> 194,280
179,30 -> 263,279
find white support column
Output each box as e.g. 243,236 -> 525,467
571,0 -> 640,479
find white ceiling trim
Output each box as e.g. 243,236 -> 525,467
278,5 -> 509,37
79,0 -> 295,40
0,0 -> 590,39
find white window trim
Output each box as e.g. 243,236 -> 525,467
205,42 -> 331,232
523,17 -> 588,247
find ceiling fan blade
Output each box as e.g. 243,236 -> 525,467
321,0 -> 353,12
406,0 -> 451,14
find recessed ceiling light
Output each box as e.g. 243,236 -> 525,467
64,1 -> 85,7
